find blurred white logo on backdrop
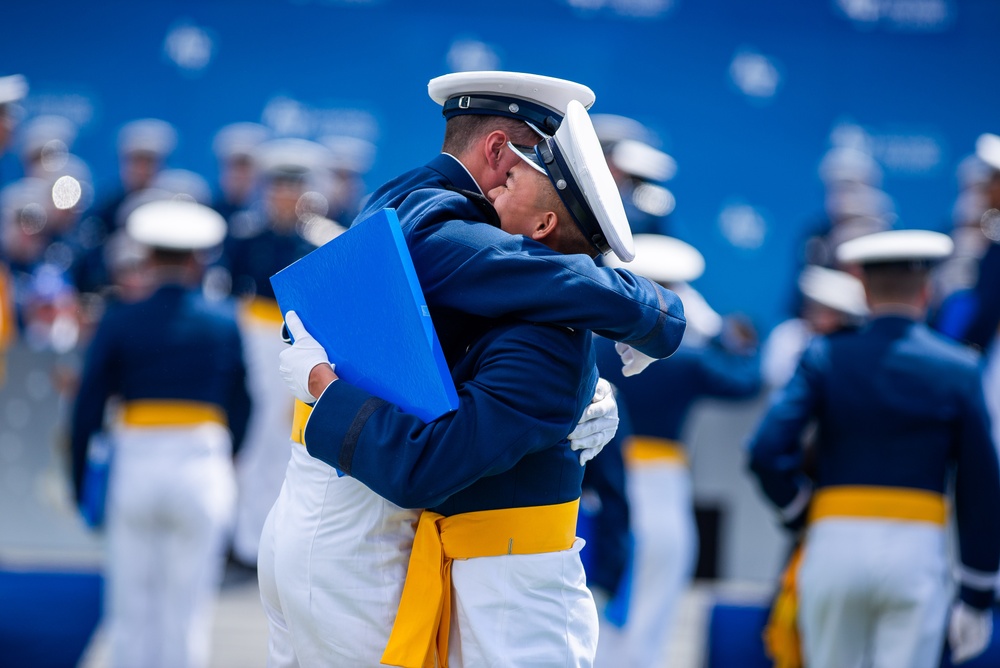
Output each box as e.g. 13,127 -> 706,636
446,39 -> 501,73
835,0 -> 953,31
718,202 -> 768,250
164,23 -> 215,72
563,0 -> 676,19
262,96 -> 379,143
729,49 -> 781,100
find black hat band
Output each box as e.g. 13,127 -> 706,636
442,95 -> 562,136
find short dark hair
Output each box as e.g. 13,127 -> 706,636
526,168 -> 598,258
442,115 -> 539,156
862,262 -> 928,302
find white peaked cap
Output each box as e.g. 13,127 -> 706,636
975,133 -> 1000,172
0,74 -> 28,106
819,146 -> 882,187
253,138 -> 332,179
320,135 -> 377,174
509,99 -> 634,261
591,113 -> 659,148
213,122 -> 271,160
126,199 -> 226,250
118,118 -> 177,157
611,139 -> 677,182
20,115 -> 77,159
798,265 -> 868,317
429,71 -> 595,136
836,229 -> 954,266
604,233 -> 704,283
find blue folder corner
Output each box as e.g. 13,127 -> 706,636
269,208 -> 458,423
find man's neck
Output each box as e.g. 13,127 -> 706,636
442,152 -> 485,195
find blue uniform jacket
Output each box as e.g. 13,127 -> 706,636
355,153 -> 686,362
961,241 -> 1000,350
222,224 -> 315,301
304,320 -> 596,512
747,315 -> 1000,608
70,284 -> 252,501
594,333 -> 762,442
580,389 -> 634,595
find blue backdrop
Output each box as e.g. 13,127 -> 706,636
2,0 -> 997,332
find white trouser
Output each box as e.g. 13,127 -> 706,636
105,423 -> 236,668
594,462 -> 696,668
448,538 -> 598,667
233,320 -> 295,565
798,519 -> 951,668
258,443 -> 418,667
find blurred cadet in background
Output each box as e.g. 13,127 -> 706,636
74,118 -> 177,295
595,234 -> 762,668
957,134 -> 1000,457
578,384 -> 633,632
953,133 -> 1000,352
762,265 -> 868,391
931,151 -> 992,327
592,113 -> 677,236
799,140 -> 894,271
151,168 -> 213,206
220,136 -> 333,569
0,176 -> 81,353
0,74 -> 28,193
69,199 -> 251,668
748,229 -> 999,668
211,122 -> 270,222
319,133 -> 376,225
18,114 -> 77,178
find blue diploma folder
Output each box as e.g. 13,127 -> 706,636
269,208 -> 458,423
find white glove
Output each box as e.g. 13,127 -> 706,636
568,378 -> 619,465
278,311 -> 332,404
615,342 -> 657,377
949,601 -> 993,664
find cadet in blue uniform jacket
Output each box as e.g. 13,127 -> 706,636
592,234 -> 762,668
69,200 -> 251,668
273,94 -> 634,668
748,229 -> 1000,668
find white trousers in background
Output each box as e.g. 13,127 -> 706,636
448,538 -> 599,667
105,424 -> 236,668
798,519 -> 950,668
258,443 -> 418,667
232,320 -> 295,565
594,463 -> 697,668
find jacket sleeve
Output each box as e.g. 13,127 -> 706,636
746,339 -> 823,528
408,212 -> 686,359
69,314 -> 121,503
962,242 -> 1000,350
304,326 -> 594,509
953,368 -> 1000,609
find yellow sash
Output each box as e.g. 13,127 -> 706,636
625,436 -> 687,466
808,485 -> 947,525
290,399 -> 312,445
763,485 -> 947,668
382,499 -> 581,668
240,296 -> 285,326
120,400 -> 227,427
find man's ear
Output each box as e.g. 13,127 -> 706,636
530,211 -> 559,241
484,130 -> 508,168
